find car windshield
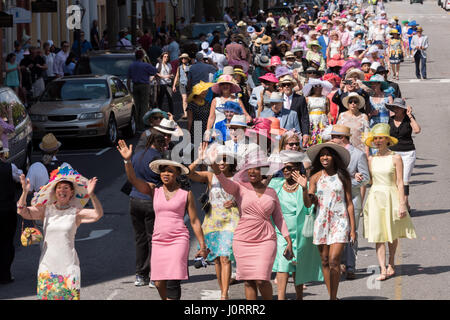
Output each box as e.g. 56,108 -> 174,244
184,24 -> 227,39
89,56 -> 134,77
40,80 -> 110,101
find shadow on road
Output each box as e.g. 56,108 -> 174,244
414,164 -> 437,169
390,264 -> 450,278
409,180 -> 436,185
410,209 -> 449,217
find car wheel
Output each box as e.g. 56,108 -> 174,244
123,108 -> 137,138
104,115 -> 118,146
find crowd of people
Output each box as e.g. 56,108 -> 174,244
0,0 -> 425,301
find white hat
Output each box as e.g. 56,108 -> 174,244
370,61 -> 381,70
154,118 -> 182,136
226,114 -> 250,128
279,150 -> 309,164
149,159 -> 189,175
269,92 -> 284,103
368,45 -> 379,55
361,58 -> 372,65
201,42 -> 209,50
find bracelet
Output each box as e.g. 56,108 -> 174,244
124,160 -> 131,164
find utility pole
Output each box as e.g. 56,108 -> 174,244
107,0 -> 119,50
131,0 -> 137,46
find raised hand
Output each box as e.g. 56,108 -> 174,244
87,177 -> 98,196
117,140 -> 133,161
20,174 -> 30,194
292,170 -> 308,189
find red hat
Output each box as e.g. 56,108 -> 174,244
327,54 -> 345,68
245,118 -> 274,141
270,56 -> 282,67
259,73 -> 279,83
323,73 -> 341,86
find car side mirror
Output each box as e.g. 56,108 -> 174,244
114,91 -> 126,98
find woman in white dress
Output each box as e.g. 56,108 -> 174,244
17,166 -> 103,300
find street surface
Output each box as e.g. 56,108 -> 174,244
1,1 -> 449,301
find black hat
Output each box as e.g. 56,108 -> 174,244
375,66 -> 389,75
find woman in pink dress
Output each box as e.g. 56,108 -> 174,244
118,140 -> 208,300
208,148 -> 293,300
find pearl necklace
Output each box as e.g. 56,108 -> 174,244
283,181 -> 299,192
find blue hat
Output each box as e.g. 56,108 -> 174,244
355,30 -> 364,36
143,108 -> 168,125
408,20 -> 417,27
217,101 -> 243,114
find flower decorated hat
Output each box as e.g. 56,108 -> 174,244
31,165 -> 90,209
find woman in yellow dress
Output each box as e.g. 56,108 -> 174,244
363,124 -> 416,281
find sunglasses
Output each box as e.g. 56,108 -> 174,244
281,83 -> 292,87
287,142 -> 300,147
282,165 -> 300,172
151,116 -> 163,120
348,100 -> 359,105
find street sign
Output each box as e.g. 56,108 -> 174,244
7,7 -> 32,24
0,11 -> 13,28
32,0 -> 57,13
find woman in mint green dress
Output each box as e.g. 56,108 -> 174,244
269,151 -> 323,300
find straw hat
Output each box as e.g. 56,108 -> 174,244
307,40 -> 322,50
279,150 -> 309,164
365,123 -> 398,148
261,35 -> 272,44
31,165 -> 90,209
179,53 -> 190,59
345,68 -> 365,81
223,66 -> 235,76
330,124 -> 352,137
226,114 -> 250,128
187,81 -> 214,103
154,118 -> 182,136
149,159 -> 189,175
284,51 -> 295,59
277,41 -> 291,50
306,142 -> 351,167
279,75 -> 296,85
39,133 -> 62,152
211,75 -> 241,94
342,92 -> 365,110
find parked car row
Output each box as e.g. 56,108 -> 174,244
438,0 -> 450,10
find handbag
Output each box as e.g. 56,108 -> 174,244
302,208 -> 316,238
121,180 -> 132,196
20,210 -> 43,247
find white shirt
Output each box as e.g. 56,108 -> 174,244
212,53 -> 228,70
44,52 -> 56,77
54,50 -> 70,77
156,63 -> 173,85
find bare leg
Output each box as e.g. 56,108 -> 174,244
214,257 -> 223,292
318,245 -> 331,296
328,243 -> 346,300
376,243 -> 387,280
219,256 -> 231,299
276,272 -> 289,300
154,280 -> 167,300
256,280 -> 273,300
387,239 -> 398,277
292,272 -> 304,300
244,280 -> 258,300
182,93 -> 188,117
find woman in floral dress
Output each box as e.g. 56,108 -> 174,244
187,144 -> 240,300
17,166 -> 103,300
295,143 -> 356,300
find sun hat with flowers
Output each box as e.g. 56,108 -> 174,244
31,165 -> 90,209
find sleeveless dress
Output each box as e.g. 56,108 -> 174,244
307,96 -> 329,146
202,175 -> 240,262
389,38 -> 403,65
363,155 -> 417,243
369,96 -> 390,128
269,178 -> 323,285
329,40 -> 342,58
37,205 -> 80,300
313,173 -> 350,245
151,187 -> 190,281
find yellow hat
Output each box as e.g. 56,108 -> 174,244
393,16 -> 399,20
187,81 -> 214,103
389,29 -> 399,34
365,123 -> 398,148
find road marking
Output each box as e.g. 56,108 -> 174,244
76,229 -> 113,242
394,241 -> 402,300
107,289 -> 121,300
200,289 -> 222,300
96,147 -> 111,156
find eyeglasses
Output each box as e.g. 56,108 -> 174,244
348,100 -> 359,105
287,142 -> 300,147
281,83 -> 292,87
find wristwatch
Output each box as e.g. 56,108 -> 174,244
124,160 -> 131,164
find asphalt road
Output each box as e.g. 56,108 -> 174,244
1,1 -> 449,301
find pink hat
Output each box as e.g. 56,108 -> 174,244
245,118 -> 274,141
270,56 -> 282,67
259,73 -> 279,83
211,74 -> 241,94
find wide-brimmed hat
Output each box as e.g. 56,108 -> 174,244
234,67 -> 247,79
268,117 -> 287,136
355,30 -> 364,37
389,29 -> 399,35
275,66 -> 292,79
284,51 -> 295,59
39,133 -> 62,152
363,74 -> 389,91
322,73 -> 341,86
307,40 -> 322,50
365,123 -> 398,148
342,92 -> 365,110
408,20 -> 418,27
149,159 -> 189,175
345,68 -> 365,81
143,108 -> 168,125
217,101 -> 243,114
361,58 -> 372,66
154,118 -> 181,136
370,61 -> 381,71
302,78 -> 333,97
233,150 -> 283,183
256,55 -> 271,67
270,56 -> 282,67
245,118 -> 274,141
385,98 -> 407,112
306,142 -> 351,167
187,81 -> 214,102
247,26 -> 256,33
226,114 -> 250,128
279,150 -> 309,164
375,66 -> 389,75
259,72 -> 279,83
211,75 -> 241,94
268,92 -> 284,103
330,124 -> 352,137
279,75 -> 296,85
327,54 -> 345,68
261,35 -> 272,44
0,141 -> 9,154
31,165 -> 90,209
179,53 -> 190,59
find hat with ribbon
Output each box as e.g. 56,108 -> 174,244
365,123 -> 398,148
268,92 -> 285,103
211,75 -> 241,94
31,165 -> 90,209
302,78 -> 333,97
259,72 -> 279,83
268,117 -> 287,136
306,142 -> 351,167
330,124 -> 352,136
149,159 -> 190,175
261,35 -> 272,44
154,118 -> 182,137
226,114 -> 250,128
385,98 -> 407,112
